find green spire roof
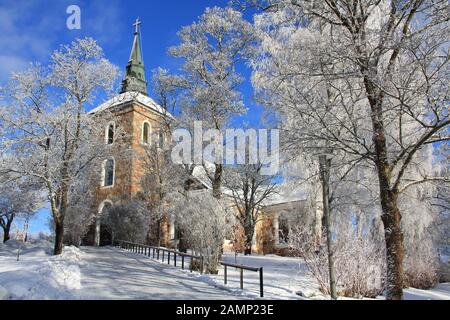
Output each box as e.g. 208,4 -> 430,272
120,18 -> 148,95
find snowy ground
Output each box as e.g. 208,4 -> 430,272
0,240 -> 449,300
213,253 -> 317,299
0,241 -> 240,300
0,240 -> 83,299
213,252 -> 450,300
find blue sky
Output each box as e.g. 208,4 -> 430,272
0,0 -> 263,234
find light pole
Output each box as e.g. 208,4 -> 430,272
319,153 -> 337,299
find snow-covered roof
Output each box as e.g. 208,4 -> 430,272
261,189 -> 307,207
89,91 -> 174,119
190,162 -> 308,207
191,164 -> 214,190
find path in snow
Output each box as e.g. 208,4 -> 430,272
74,247 -> 239,300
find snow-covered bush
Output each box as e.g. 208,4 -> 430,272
400,180 -> 442,289
403,238 -> 439,289
289,225 -> 385,298
101,202 -> 149,244
174,192 -> 231,274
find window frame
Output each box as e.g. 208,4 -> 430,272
142,121 -> 151,145
105,121 -> 115,145
101,158 -> 115,188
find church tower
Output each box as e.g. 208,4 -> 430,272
85,19 -> 172,246
120,18 -> 148,95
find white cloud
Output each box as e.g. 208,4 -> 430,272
0,0 -> 124,82
0,55 -> 29,79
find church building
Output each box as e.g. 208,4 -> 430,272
84,20 -> 315,254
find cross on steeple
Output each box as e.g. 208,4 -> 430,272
133,18 -> 141,34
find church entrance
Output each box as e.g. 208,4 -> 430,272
99,225 -> 112,246
81,200 -> 113,246
96,200 -> 113,246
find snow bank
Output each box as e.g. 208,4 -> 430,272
0,240 -> 84,300
403,283 -> 450,300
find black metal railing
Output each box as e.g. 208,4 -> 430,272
220,261 -> 264,297
113,240 -> 204,274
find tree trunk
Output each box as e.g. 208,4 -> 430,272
244,224 -> 254,255
3,228 -> 10,243
379,190 -> 404,300
94,216 -> 101,247
54,220 -> 64,255
212,164 -> 223,199
157,219 -> 161,247
370,97 -> 404,300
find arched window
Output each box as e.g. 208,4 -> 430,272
102,158 -> 115,187
142,122 -> 151,145
106,123 -> 114,145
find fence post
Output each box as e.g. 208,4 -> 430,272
240,268 -> 244,290
157,249 -> 160,260
224,265 -> 227,285
168,251 -> 171,264
162,250 -> 165,262
182,256 -> 185,269
190,258 -> 193,273
174,252 -> 177,267
259,267 -> 264,298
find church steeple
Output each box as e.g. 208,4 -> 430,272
120,18 -> 148,95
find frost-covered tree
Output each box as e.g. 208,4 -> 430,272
174,191 -> 231,273
223,162 -> 277,254
0,38 -> 119,255
139,142 -> 190,247
0,171 -> 43,243
167,7 -> 256,198
251,0 -> 449,299
101,201 -> 149,244
63,165 -> 100,246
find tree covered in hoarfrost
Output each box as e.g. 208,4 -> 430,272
0,163 -> 44,243
101,201 -> 150,244
173,191 -> 232,274
250,0 -> 449,299
223,162 -> 278,255
167,7 -> 257,199
63,165 -> 100,246
139,142 -> 190,247
0,38 -> 120,255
